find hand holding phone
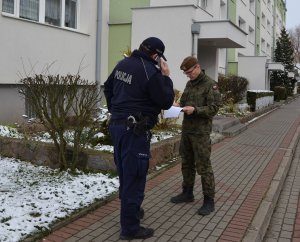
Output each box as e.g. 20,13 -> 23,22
160,58 -> 170,76
155,56 -> 161,69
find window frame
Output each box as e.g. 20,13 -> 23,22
1,0 -> 79,30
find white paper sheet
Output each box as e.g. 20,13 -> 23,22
163,106 -> 183,118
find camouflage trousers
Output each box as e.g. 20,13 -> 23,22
179,132 -> 215,198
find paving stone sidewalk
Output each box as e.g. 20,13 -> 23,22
264,123 -> 300,242
42,98 -> 300,242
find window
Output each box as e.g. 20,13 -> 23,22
65,0 -> 77,28
261,38 -> 266,53
20,0 -> 39,21
25,88 -> 37,118
2,0 -> 14,14
267,0 -> 271,11
261,12 -> 266,27
2,0 -> 78,30
250,0 -> 255,13
239,16 -> 246,31
267,43 -> 270,55
220,0 -> 226,19
267,19 -> 271,32
45,0 -> 61,26
198,0 -> 207,9
249,26 -> 255,44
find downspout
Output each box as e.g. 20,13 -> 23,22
191,23 -> 200,57
96,0 -> 102,108
272,0 -> 276,60
192,33 -> 198,57
225,0 -> 229,74
254,0 -> 257,56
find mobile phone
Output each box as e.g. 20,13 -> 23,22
155,56 -> 161,69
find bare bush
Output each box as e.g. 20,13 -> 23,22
19,73 -> 101,171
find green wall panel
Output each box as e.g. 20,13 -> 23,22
276,0 -> 286,24
226,0 -> 236,73
110,0 -> 150,23
228,0 -> 236,23
108,0 -> 150,73
108,25 -> 132,74
227,62 -> 238,75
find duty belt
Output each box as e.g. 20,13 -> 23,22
110,114 -> 149,136
110,115 -> 137,126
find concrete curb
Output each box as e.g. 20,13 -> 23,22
242,125 -> 300,242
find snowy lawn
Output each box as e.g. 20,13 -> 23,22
0,156 -> 119,242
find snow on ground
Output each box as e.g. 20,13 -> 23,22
0,124 -> 180,151
0,156 -> 119,242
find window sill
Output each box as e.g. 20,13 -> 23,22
1,12 -> 89,36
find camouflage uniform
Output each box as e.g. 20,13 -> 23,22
179,72 -> 221,198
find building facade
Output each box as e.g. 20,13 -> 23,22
0,0 -> 109,123
0,0 -> 287,123
109,0 -> 286,92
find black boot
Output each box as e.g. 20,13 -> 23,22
198,195 -> 215,216
170,186 -> 194,204
120,226 -> 154,240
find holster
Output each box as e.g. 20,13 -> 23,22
127,113 -> 149,136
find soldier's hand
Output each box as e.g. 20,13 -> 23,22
182,106 -> 195,115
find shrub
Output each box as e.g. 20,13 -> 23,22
273,86 -> 287,101
19,73 -> 101,171
247,90 -> 274,111
218,74 -> 249,104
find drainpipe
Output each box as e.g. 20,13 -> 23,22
191,34 -> 198,57
272,0 -> 276,60
191,23 -> 200,57
225,0 -> 229,74
96,0 -> 102,109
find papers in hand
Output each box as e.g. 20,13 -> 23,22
163,106 -> 183,118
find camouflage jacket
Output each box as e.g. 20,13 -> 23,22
180,72 -> 221,134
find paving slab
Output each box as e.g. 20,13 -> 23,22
41,97 -> 300,242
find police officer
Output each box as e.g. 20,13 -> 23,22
170,56 -> 221,216
104,37 -> 174,240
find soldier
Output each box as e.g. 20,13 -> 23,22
170,56 -> 221,216
104,37 -> 174,240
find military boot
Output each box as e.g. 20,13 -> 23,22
170,186 -> 194,203
198,195 -> 215,216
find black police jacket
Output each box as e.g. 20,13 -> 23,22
104,50 -> 174,128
